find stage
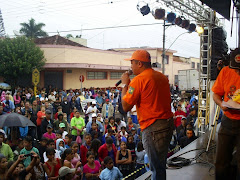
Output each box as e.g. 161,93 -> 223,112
136,125 -> 219,180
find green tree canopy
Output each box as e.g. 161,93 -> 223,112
20,18 -> 48,38
0,36 -> 46,87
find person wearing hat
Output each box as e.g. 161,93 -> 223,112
59,123 -> 68,139
86,113 -> 104,133
121,49 -> 174,180
212,48 -> 240,179
41,109 -> 54,135
86,101 -> 98,122
43,124 -> 56,140
102,99 -> 114,119
53,112 -> 68,132
58,166 -> 76,180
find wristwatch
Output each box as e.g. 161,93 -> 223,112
121,84 -> 127,88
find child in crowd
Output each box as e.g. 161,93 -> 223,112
135,142 -> 146,178
71,141 -> 81,168
36,137 -> 48,163
80,133 -> 92,165
131,128 -> 140,146
117,126 -> 128,145
20,136 -> 39,167
61,148 -> 82,179
107,117 -> 118,135
43,124 -> 56,140
54,106 -> 63,120
43,139 -> 60,162
59,123 -> 68,139
89,139 -> 101,161
98,137 -> 117,164
116,141 -> 132,178
0,154 -> 8,179
65,134 -> 73,149
104,118 -> 109,134
89,122 -> 102,141
56,130 -> 63,139
56,138 -> 66,156
43,147 -> 62,180
0,132 -> 13,161
13,139 -> 24,161
99,156 -> 123,180
102,128 -> 116,146
126,135 -> 136,163
83,151 -> 101,180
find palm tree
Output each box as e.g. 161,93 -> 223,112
19,18 -> 48,38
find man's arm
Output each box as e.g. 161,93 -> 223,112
213,93 -> 228,111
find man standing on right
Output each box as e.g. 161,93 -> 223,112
212,48 -> 240,180
121,50 -> 174,180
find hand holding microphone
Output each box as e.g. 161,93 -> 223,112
115,69 -> 133,87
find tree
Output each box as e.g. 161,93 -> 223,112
19,18 -> 48,38
0,37 -> 46,88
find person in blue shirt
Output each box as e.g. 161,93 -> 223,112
100,156 -> 123,180
95,93 -> 103,112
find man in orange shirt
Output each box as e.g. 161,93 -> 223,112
121,50 -> 174,180
212,48 -> 240,180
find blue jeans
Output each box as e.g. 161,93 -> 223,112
142,118 -> 174,180
215,115 -> 240,180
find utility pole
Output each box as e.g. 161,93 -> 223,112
162,19 -> 166,75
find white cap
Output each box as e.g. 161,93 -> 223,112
59,167 -> 75,177
92,101 -> 96,105
92,113 -> 97,118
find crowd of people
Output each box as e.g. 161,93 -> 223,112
0,85 -> 198,180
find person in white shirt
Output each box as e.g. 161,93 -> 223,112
86,101 -> 98,122
116,118 -> 126,131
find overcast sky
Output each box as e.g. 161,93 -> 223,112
1,0 -> 238,58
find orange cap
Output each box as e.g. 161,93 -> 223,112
124,50 -> 151,62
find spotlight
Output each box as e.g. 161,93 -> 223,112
153,8 -> 165,19
182,20 -> 190,29
166,12 -> 176,23
137,2 -> 150,16
196,26 -> 204,34
175,17 -> 182,26
188,23 -> 196,32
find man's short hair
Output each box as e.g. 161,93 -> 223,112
115,118 -> 121,123
106,137 -> 113,144
104,156 -> 113,165
24,136 -> 33,143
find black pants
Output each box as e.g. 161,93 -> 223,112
215,115 -> 240,180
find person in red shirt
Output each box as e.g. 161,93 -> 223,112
121,50 -> 174,180
174,105 -> 186,128
212,48 -> 240,180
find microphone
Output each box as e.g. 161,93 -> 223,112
115,70 -> 133,87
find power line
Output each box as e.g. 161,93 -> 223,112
46,22 -> 164,34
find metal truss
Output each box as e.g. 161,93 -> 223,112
0,9 -> 6,37
159,0 -> 212,23
197,25 -> 212,134
157,0 -> 216,134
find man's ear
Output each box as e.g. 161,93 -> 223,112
138,61 -> 143,68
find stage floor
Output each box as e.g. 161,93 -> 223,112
166,127 -> 218,180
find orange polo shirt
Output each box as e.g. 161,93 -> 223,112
123,68 -> 173,130
212,66 -> 240,120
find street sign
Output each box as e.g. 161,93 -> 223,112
79,75 -> 84,82
32,68 -> 40,86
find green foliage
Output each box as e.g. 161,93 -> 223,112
20,18 -> 48,38
0,36 -> 46,87
66,34 -> 73,39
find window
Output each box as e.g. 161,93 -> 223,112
197,63 -> 200,70
110,72 -> 122,79
191,62 -> 195,68
164,55 -> 169,64
175,75 -> 178,84
66,70 -> 72,73
87,71 -> 107,79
